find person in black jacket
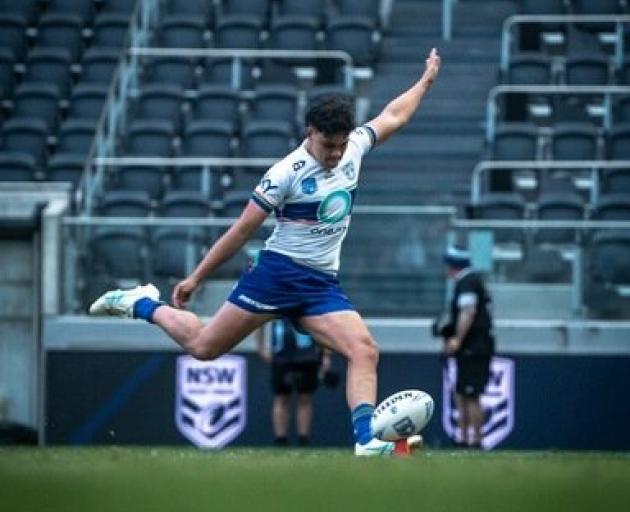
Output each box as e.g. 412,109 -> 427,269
442,245 -> 495,448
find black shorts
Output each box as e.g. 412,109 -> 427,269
271,361 -> 320,395
455,356 -> 491,397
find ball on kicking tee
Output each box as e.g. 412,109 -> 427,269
371,389 -> 434,441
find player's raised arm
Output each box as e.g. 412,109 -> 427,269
368,48 -> 441,145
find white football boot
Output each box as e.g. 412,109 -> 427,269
354,435 -> 424,457
89,283 -> 160,318
354,437 -> 395,456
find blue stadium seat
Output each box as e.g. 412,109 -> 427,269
133,84 -> 184,131
157,15 -> 207,49
23,48 -> 73,99
506,53 -> 553,85
590,231 -> 630,285
275,0 -> 328,26
200,57 -> 256,89
218,0 -> 270,24
46,153 -> 85,190
56,120 -> 97,157
35,13 -> 84,63
592,193 -> 630,221
0,14 -> 28,61
326,16 -> 378,67
68,84 -> 109,121
164,0 -> 214,23
601,168 -> 630,195
215,15 -> 263,49
145,57 -> 197,89
125,120 -> 175,157
0,0 -> 40,25
0,49 -> 15,98
11,83 -> 61,133
0,152 -> 38,181
550,122 -> 600,161
192,85 -> 241,130
79,48 -> 120,85
608,123 -> 630,160
92,13 -> 132,50
249,84 -> 299,130
0,118 -> 49,166
535,192 -> 585,245
564,54 -> 611,86
46,0 -> 96,26
101,0 -> 138,16
491,123 -> 539,160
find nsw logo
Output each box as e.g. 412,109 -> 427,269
175,354 -> 247,449
301,177 -> 318,195
442,357 -> 515,450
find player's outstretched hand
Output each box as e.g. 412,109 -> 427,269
172,276 -> 199,308
423,47 -> 441,86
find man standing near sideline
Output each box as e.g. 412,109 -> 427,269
442,246 -> 495,449
90,48 -> 441,456
256,317 -> 331,447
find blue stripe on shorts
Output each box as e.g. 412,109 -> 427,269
228,250 -> 355,317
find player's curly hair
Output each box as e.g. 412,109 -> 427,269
305,95 -> 355,136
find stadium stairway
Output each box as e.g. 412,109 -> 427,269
360,0 -> 519,209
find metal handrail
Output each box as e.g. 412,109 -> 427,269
452,218 -> 630,230
485,84 -> 630,142
500,14 -> 630,73
471,159 -> 630,202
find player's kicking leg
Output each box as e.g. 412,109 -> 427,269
89,283 -> 274,360
299,310 -> 421,457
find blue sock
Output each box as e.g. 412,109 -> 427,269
351,403 -> 374,445
133,297 -> 164,323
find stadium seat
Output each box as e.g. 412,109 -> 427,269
152,228 -> 203,279
133,84 -> 184,130
326,16 -> 379,67
46,153 -> 85,190
79,48 -> 120,85
338,0 -> 381,26
0,0 -> 40,25
0,118 -> 49,166
573,0 -> 623,15
215,15 -> 263,49
249,84 -> 299,130
218,0 -> 270,24
177,120 -> 234,196
0,14 -> 27,62
506,53 -> 553,85
550,122 -> 600,161
56,120 -> 97,157
23,48 -> 73,99
467,192 -> 528,245
615,96 -> 630,124
89,227 -> 148,280
160,190 -> 212,218
592,193 -> 630,221
46,0 -> 96,26
0,152 -> 38,181
164,0 -> 214,22
0,50 -> 15,98
520,0 -> 566,15
269,15 -> 320,58
240,119 -> 295,158
125,120 -> 175,157
200,57 -> 256,89
101,0 -> 138,16
144,57 -> 197,89
157,15 -> 207,49
607,123 -> 630,160
490,123 -> 539,160
113,164 -> 167,201
590,231 -> 630,285
619,58 -> 630,85
275,0 -> 328,26
35,13 -> 84,63
564,54 -> 611,86
192,85 -> 241,130
68,84 -> 109,121
11,83 -> 61,133
92,13 -> 132,50
601,168 -> 630,194
98,189 -> 152,218
534,192 -> 585,245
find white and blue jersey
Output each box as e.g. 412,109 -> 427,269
228,125 -> 376,317
251,125 -> 376,274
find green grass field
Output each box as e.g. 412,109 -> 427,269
1,448 -> 629,512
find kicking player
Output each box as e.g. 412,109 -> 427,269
90,48 -> 441,456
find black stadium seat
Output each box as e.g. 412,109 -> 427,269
92,13 -> 132,50
11,83 -> 61,133
23,48 -> 73,99
35,13 -> 84,63
157,15 -> 207,49
0,152 -> 38,181
0,118 -> 49,166
68,84 -> 109,121
79,48 -> 120,85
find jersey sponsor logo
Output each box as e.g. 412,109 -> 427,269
176,355 -> 247,448
259,178 -> 278,193
442,357 -> 515,450
310,225 -> 347,236
292,160 -> 306,171
340,161 -> 355,180
317,189 -> 352,223
237,294 -> 279,311
301,177 -> 318,195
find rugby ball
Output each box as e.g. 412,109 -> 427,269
371,389 -> 434,441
